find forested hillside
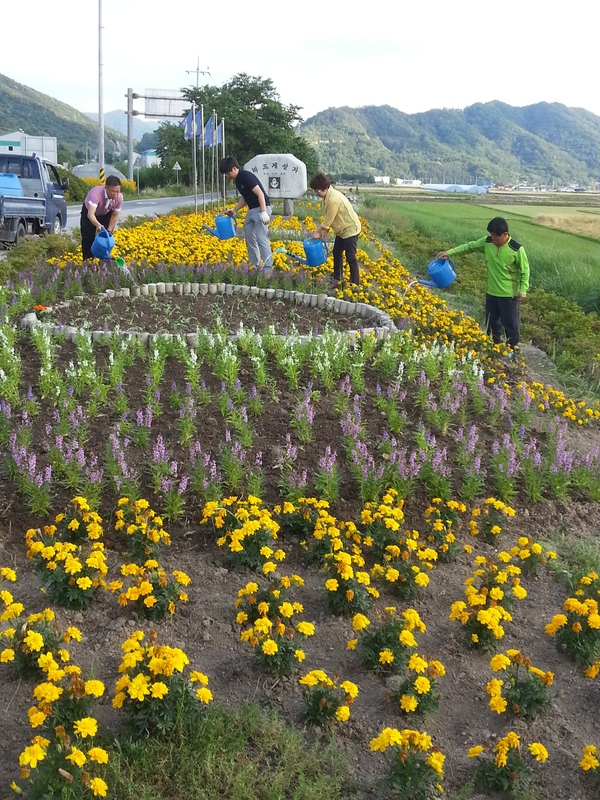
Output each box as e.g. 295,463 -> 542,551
300,101 -> 600,185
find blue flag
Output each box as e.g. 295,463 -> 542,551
180,108 -> 194,141
215,121 -> 223,146
203,113 -> 215,147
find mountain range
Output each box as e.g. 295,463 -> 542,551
298,102 -> 600,185
84,111 -> 157,141
0,73 -> 129,162
2,71 -> 600,184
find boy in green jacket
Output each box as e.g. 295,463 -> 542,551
438,217 -> 530,348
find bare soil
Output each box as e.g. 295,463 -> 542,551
1,293 -> 600,799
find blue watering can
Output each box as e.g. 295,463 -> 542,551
418,257 -> 456,289
203,213 -> 236,240
276,238 -> 330,267
91,228 -> 115,259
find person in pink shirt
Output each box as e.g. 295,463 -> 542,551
80,176 -> 123,260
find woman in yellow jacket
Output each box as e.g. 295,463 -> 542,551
309,172 -> 362,286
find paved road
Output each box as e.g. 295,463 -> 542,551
65,193 -> 224,233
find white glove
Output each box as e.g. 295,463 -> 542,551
259,211 -> 270,225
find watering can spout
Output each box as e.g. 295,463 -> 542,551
202,225 -> 219,237
417,279 -> 437,287
290,255 -> 308,266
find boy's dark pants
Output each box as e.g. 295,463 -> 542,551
485,294 -> 520,347
333,234 -> 360,285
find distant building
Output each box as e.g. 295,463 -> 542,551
72,163 -> 126,180
0,131 -> 58,164
396,179 -> 422,187
374,176 -> 390,185
140,149 -> 160,168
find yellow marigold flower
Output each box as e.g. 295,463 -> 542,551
580,747 -> 600,771
414,676 -> 431,694
196,687 -> 213,703
88,747 -> 109,764
27,706 -> 47,728
297,621 -> 315,636
408,654 -> 428,673
468,745 -> 484,757
23,631 -> 44,652
73,717 -> 98,738
347,638 -> 358,650
400,694 -> 419,712
261,639 -> 278,656
528,742 -> 548,762
399,630 -> 417,647
489,695 -> 508,714
585,662 -> 600,679
65,746 -> 87,767
127,674 -> 150,701
352,613 -> 370,632
89,777 -> 108,797
379,649 -> 395,664
1,648 -> 15,662
262,561 -> 276,575
84,680 -> 105,698
335,705 -> 350,722
150,682 -> 169,699
66,626 -> 82,642
33,682 -> 62,703
490,654 -> 511,671
340,680 -> 359,698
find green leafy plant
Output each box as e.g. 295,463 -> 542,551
235,574 -> 315,677
350,606 -> 427,676
546,596 -> 600,668
25,527 -> 108,611
387,654 -> 446,718
370,727 -> 445,799
112,630 -> 213,737
109,560 -> 190,620
469,733 -> 548,796
299,669 -> 358,729
486,650 -> 553,720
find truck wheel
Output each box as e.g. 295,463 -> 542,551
51,216 -> 62,235
16,223 -> 26,241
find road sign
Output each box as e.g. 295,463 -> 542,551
173,161 -> 182,171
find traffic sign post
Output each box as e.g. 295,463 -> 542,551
173,161 -> 181,186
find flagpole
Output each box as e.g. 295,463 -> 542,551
221,118 -> 226,209
200,105 -> 206,213
192,100 -> 198,214
210,108 -> 218,208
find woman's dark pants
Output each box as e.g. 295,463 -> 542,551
333,234 -> 360,285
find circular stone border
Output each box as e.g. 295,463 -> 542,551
20,281 -> 397,346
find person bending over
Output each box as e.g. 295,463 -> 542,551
309,172 -> 362,287
80,176 -> 123,261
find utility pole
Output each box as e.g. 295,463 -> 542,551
98,0 -> 105,181
126,88 -> 140,182
186,58 -> 210,87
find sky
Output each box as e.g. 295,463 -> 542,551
2,0 -> 598,125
